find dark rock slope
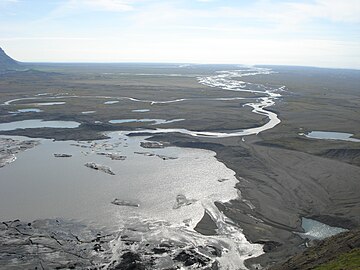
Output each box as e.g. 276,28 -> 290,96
0,47 -> 23,71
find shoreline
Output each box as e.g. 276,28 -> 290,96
141,132 -> 360,267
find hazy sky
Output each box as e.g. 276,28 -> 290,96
0,0 -> 359,68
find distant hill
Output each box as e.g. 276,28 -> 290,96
0,47 -> 24,71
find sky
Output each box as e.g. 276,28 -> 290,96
0,0 -> 359,68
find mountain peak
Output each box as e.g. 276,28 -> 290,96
0,47 -> 23,71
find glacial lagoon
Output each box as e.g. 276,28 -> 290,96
0,132 -> 263,268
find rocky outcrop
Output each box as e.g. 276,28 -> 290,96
84,162 -> 115,175
0,218 -> 224,269
0,219 -> 115,269
110,252 -> 150,270
110,224 -> 223,270
0,138 -> 39,168
174,249 -> 212,267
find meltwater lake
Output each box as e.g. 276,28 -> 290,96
0,130 -> 263,268
0,132 -> 237,227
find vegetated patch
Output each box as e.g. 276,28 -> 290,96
313,248 -> 360,270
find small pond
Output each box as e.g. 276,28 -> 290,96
303,131 -> 360,143
0,120 -> 80,131
299,218 -> 348,240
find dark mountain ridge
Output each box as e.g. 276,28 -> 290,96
0,47 -> 24,71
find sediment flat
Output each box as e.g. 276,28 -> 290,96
0,64 -> 359,268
